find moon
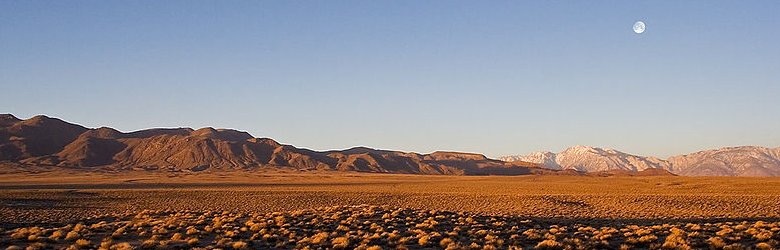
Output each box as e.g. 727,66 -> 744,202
633,21 -> 646,34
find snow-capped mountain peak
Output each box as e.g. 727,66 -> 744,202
498,145 -> 780,176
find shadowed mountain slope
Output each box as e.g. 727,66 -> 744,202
0,114 -> 552,175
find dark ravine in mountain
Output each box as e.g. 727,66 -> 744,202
1,114 -> 565,176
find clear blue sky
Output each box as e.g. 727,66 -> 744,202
1,1 -> 778,158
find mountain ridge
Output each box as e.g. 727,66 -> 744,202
1,114 -> 557,176
499,145 -> 780,176
5,113 -> 766,176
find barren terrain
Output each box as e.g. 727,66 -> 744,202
2,171 -> 780,249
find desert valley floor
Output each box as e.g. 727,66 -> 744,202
1,170 -> 780,249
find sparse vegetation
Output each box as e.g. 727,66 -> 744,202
1,205 -> 779,249
1,174 -> 780,249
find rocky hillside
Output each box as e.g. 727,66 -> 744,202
499,145 -> 780,176
0,114 -> 549,175
667,146 -> 780,176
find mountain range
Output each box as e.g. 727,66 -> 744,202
3,114 -> 774,176
1,114 -> 556,176
498,145 -> 780,176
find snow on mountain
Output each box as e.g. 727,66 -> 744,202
499,146 -> 780,176
667,146 -> 780,176
498,151 -> 560,169
545,145 -> 669,172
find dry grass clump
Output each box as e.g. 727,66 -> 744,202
708,236 -> 727,248
536,239 -> 563,249
332,236 -> 350,249
660,227 -> 690,249
65,231 -> 80,241
232,241 -> 248,249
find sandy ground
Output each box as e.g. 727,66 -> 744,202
2,171 -> 780,249
2,171 -> 780,225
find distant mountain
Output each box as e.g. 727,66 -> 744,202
499,151 -> 561,170
9,113 -> 767,176
668,146 -> 780,176
499,145 -> 780,176
1,114 -> 554,176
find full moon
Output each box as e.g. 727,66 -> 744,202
633,21 -> 646,34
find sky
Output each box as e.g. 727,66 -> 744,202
1,1 -> 779,158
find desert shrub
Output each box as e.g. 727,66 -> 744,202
309,232 -> 329,245
332,236 -> 350,249
65,231 -> 80,241
49,230 -> 64,240
752,231 -> 773,241
75,239 -> 90,247
141,239 -> 156,248
707,237 -> 726,249
722,243 -> 746,250
440,238 -> 455,248
170,233 -> 183,241
536,239 -> 563,249
99,238 -> 113,249
25,242 -> 48,250
110,242 -> 133,250
232,241 -> 248,249
418,235 -> 430,246
523,229 -> 543,240
11,228 -> 29,240
661,233 -> 690,250
249,223 -> 262,232
716,228 -> 733,237
638,234 -> 658,244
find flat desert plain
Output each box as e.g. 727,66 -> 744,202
1,171 -> 780,249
